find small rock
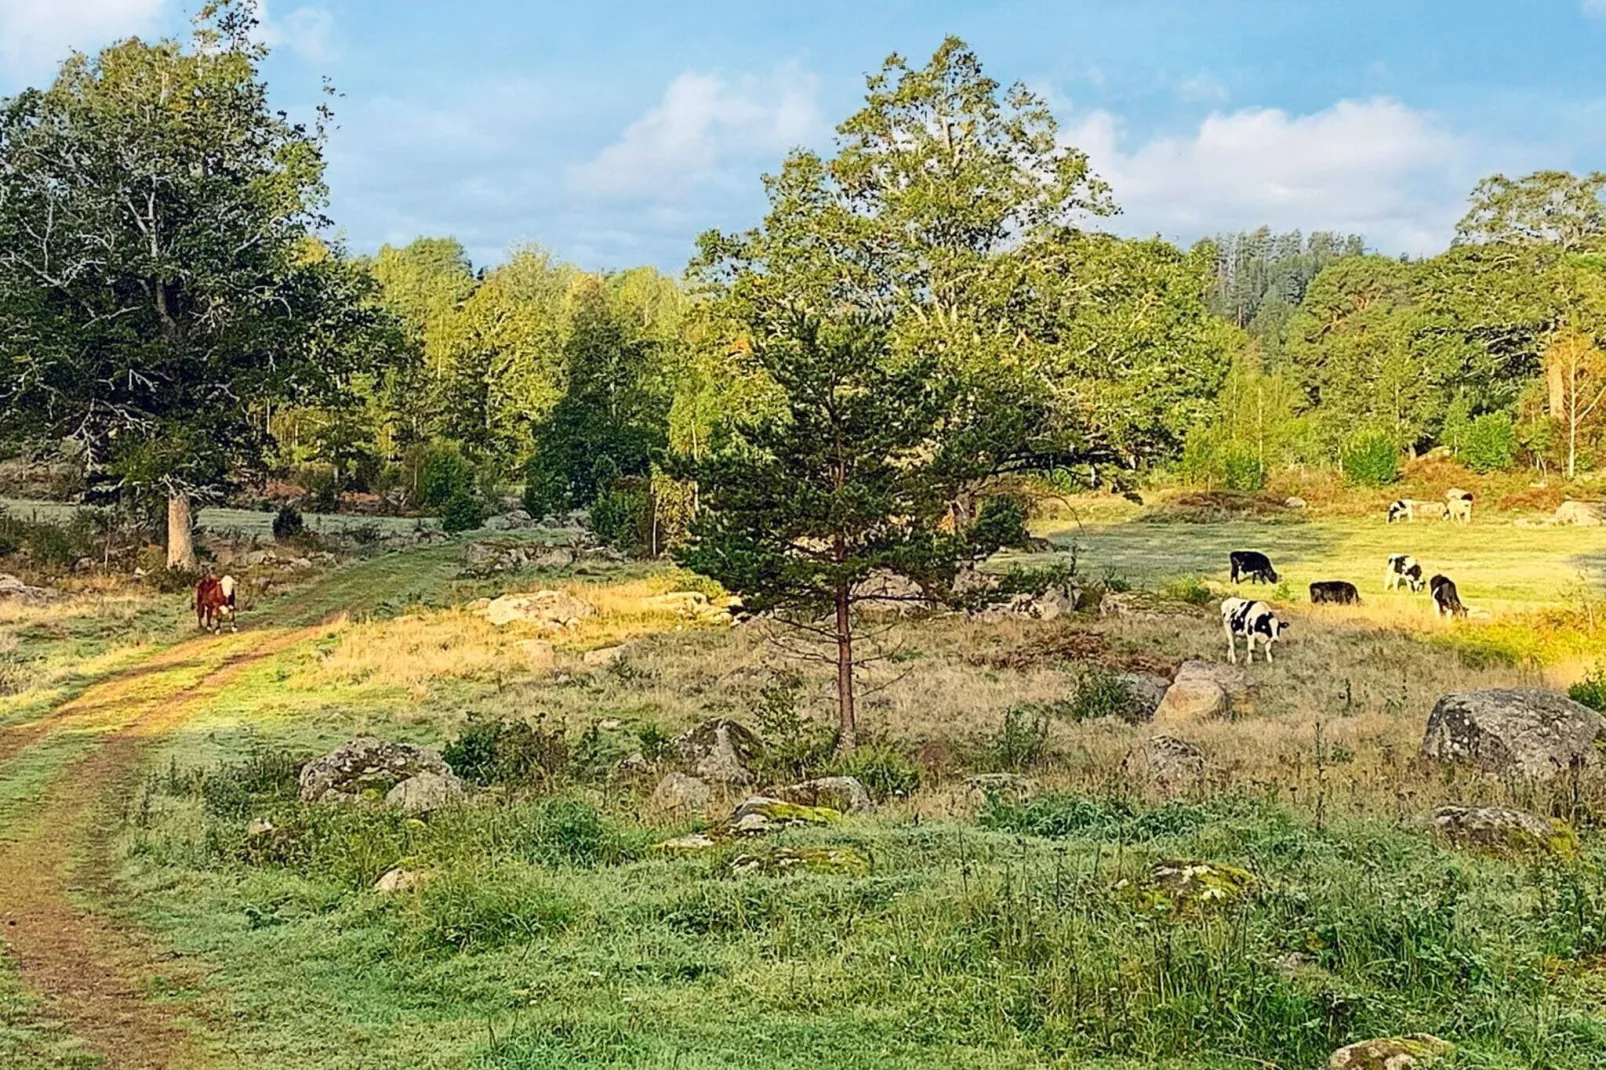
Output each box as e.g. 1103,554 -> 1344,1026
1427,804 -> 1580,859
1124,859 -> 1259,915
730,796 -> 841,830
656,833 -> 719,854
964,773 -> 1034,806
1420,688 -> 1606,780
1284,496 -> 1308,509
582,645 -> 626,667
1141,735 -> 1207,794
728,845 -> 871,878
1553,500 -> 1606,526
289,556 -> 313,569
298,737 -> 456,803
649,772 -> 711,815
373,868 -> 428,894
384,771 -> 467,816
514,638 -> 555,672
244,818 -> 276,837
1120,672 -> 1172,719
770,776 -> 875,813
1326,1035 -> 1452,1069
674,719 -> 764,785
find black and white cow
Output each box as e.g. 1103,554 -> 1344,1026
1221,597 -> 1287,664
1229,550 -> 1278,585
1384,553 -> 1426,593
1430,574 -> 1467,618
1309,580 -> 1360,605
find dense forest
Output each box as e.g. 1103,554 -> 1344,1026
2,4 -> 1605,556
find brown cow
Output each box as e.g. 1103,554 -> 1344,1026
195,574 -> 238,633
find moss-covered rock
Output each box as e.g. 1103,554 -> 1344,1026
655,833 -> 719,855
1428,805 -> 1579,860
1122,859 -> 1259,915
1327,1034 -> 1452,1069
727,796 -> 842,834
728,845 -> 871,878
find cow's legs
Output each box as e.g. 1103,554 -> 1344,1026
1224,621 -> 1237,664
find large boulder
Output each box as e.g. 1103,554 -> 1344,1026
384,771 -> 467,816
1126,860 -> 1259,916
482,589 -> 594,628
1326,1035 -> 1452,1070
1554,500 -> 1606,526
1154,660 -> 1250,723
769,776 -> 874,814
728,845 -> 871,878
0,574 -> 58,604
298,738 -> 456,803
1420,689 -> 1606,779
1427,804 -> 1580,859
648,771 -> 711,815
674,718 -> 763,785
1120,673 -> 1173,719
853,570 -> 935,616
729,796 -> 841,834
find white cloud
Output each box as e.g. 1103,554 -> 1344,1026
1067,98 -> 1473,255
0,0 -> 168,80
258,2 -> 336,63
570,66 -> 824,201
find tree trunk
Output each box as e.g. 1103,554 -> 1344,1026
166,494 -> 195,570
834,581 -> 856,754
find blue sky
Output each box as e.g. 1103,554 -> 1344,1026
2,1 -> 1604,271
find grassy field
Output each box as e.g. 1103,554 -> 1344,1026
2,510 -> 1606,1068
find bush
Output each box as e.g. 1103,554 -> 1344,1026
1066,668 -> 1146,724
980,704 -> 1051,772
1568,666 -> 1606,712
1463,412 -> 1517,473
591,483 -> 649,552
752,670 -> 835,783
830,742 -> 921,801
1220,446 -> 1267,492
418,442 -> 476,511
272,505 -> 306,542
1162,574 -> 1213,606
444,716 -> 569,787
440,488 -> 486,533
1341,430 -> 1399,487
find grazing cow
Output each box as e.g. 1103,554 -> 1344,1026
1384,554 -> 1426,593
195,574 -> 238,633
1221,597 -> 1287,664
1229,550 -> 1278,585
1309,580 -> 1361,605
1445,488 -> 1473,524
1430,574 -> 1467,618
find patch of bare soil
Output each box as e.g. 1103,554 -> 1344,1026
0,627 -> 315,1069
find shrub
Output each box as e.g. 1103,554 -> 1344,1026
830,742 -> 921,801
1220,446 -> 1267,492
404,867 -> 574,954
1162,574 -> 1213,606
440,488 -> 486,533
1066,667 -> 1146,724
980,704 -> 1051,772
1341,430 -> 1399,487
591,483 -> 649,552
444,716 -> 568,787
1568,666 -> 1606,712
418,442 -> 476,511
752,670 -> 835,782
1463,412 -> 1517,473
272,505 -> 306,542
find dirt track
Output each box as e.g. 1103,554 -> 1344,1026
0,626 -> 319,1068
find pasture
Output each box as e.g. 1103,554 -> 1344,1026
2,511 -> 1606,1069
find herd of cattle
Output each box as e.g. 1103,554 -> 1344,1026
1220,489 -> 1478,664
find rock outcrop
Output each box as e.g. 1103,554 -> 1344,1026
1427,804 -> 1579,859
1326,1035 -> 1452,1069
770,776 -> 874,813
648,771 -> 711,815
481,589 -> 595,629
1553,500 -> 1606,526
674,719 -> 763,785
384,771 -> 466,816
1153,660 -> 1249,723
1420,688 -> 1606,779
298,738 -> 457,804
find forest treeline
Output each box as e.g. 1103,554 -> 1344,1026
3,2 -> 1606,546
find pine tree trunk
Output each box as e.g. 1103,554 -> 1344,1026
167,494 -> 195,570
834,581 -> 856,754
